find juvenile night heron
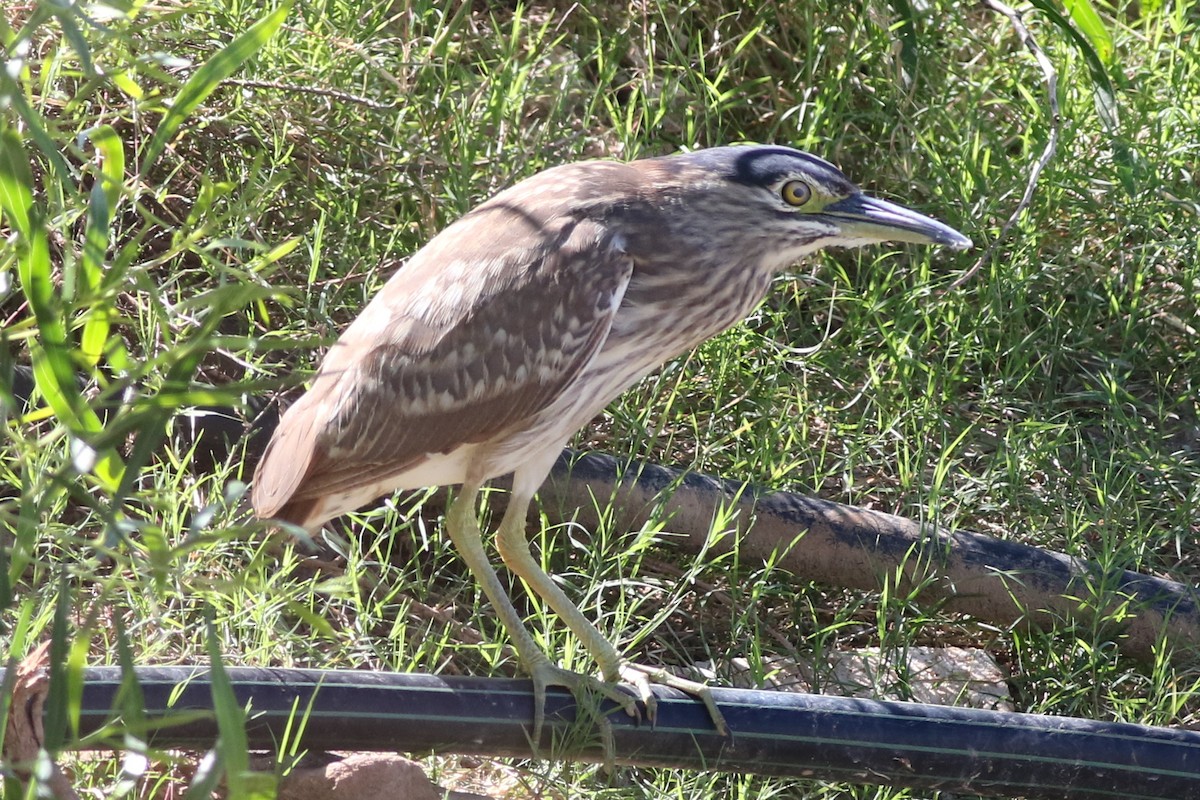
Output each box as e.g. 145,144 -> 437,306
252,144 -> 970,737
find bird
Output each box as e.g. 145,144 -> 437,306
252,144 -> 971,739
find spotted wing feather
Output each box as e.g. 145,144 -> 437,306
252,205 -> 633,524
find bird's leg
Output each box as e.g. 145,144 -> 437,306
494,489 -> 729,737
444,481 -> 639,746
494,488 -> 622,682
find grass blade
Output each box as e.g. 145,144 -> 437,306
7,128 -> 126,489
140,2 -> 293,173
111,615 -> 150,797
79,124 -> 125,294
78,125 -> 125,367
0,535 -> 9,621
1027,0 -> 1117,103
203,612 -> 276,800
887,0 -> 920,85
23,255 -> 126,489
0,127 -> 33,240
46,2 -> 96,77
1026,0 -> 1135,188
42,578 -> 73,752
0,35 -> 76,190
1062,0 -> 1114,65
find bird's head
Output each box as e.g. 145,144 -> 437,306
644,145 -> 971,269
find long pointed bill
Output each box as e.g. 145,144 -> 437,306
821,193 -> 972,250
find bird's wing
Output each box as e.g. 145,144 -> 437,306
252,211 -> 633,520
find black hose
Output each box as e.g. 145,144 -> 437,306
35,666 -> 1200,799
8,368 -> 1200,797
538,451 -> 1200,662
7,363 -> 1199,660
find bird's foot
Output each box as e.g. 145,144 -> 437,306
619,663 -> 730,738
527,659 -> 641,748
525,660 -> 730,751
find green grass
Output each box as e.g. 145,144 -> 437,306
3,0 -> 1200,797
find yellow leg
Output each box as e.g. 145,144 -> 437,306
494,487 -> 730,737
494,488 -> 622,681
444,481 -> 639,744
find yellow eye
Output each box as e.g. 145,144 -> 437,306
780,180 -> 812,206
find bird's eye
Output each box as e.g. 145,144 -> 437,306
780,180 -> 812,207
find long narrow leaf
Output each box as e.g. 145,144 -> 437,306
0,531 -> 9,623
46,2 -> 96,77
1027,0 -> 1133,189
111,615 -> 152,796
205,614 -> 248,779
0,88 -> 76,190
79,306 -> 112,369
43,579 -> 73,752
1061,0 -> 1114,65
8,131 -> 126,488
203,613 -> 276,799
21,232 -> 125,489
1028,0 -> 1118,104
21,228 -> 77,406
887,0 -> 920,85
0,600 -> 37,744
79,125 -> 125,294
0,127 -> 33,239
140,2 -> 292,173
78,126 -> 126,367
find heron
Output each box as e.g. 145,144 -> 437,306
252,144 -> 971,739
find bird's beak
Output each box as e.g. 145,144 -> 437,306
821,193 -> 972,250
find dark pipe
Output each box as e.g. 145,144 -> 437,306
536,451 -> 1200,662
31,666 -> 1200,800
7,364 -> 1198,660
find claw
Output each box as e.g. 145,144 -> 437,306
617,664 -> 659,727
526,659 -> 730,750
527,660 -> 641,750
620,663 -> 730,738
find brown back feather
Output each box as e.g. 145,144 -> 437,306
252,162 -> 640,522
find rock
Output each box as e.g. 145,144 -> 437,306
277,753 -> 440,800
690,646 -> 1012,710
